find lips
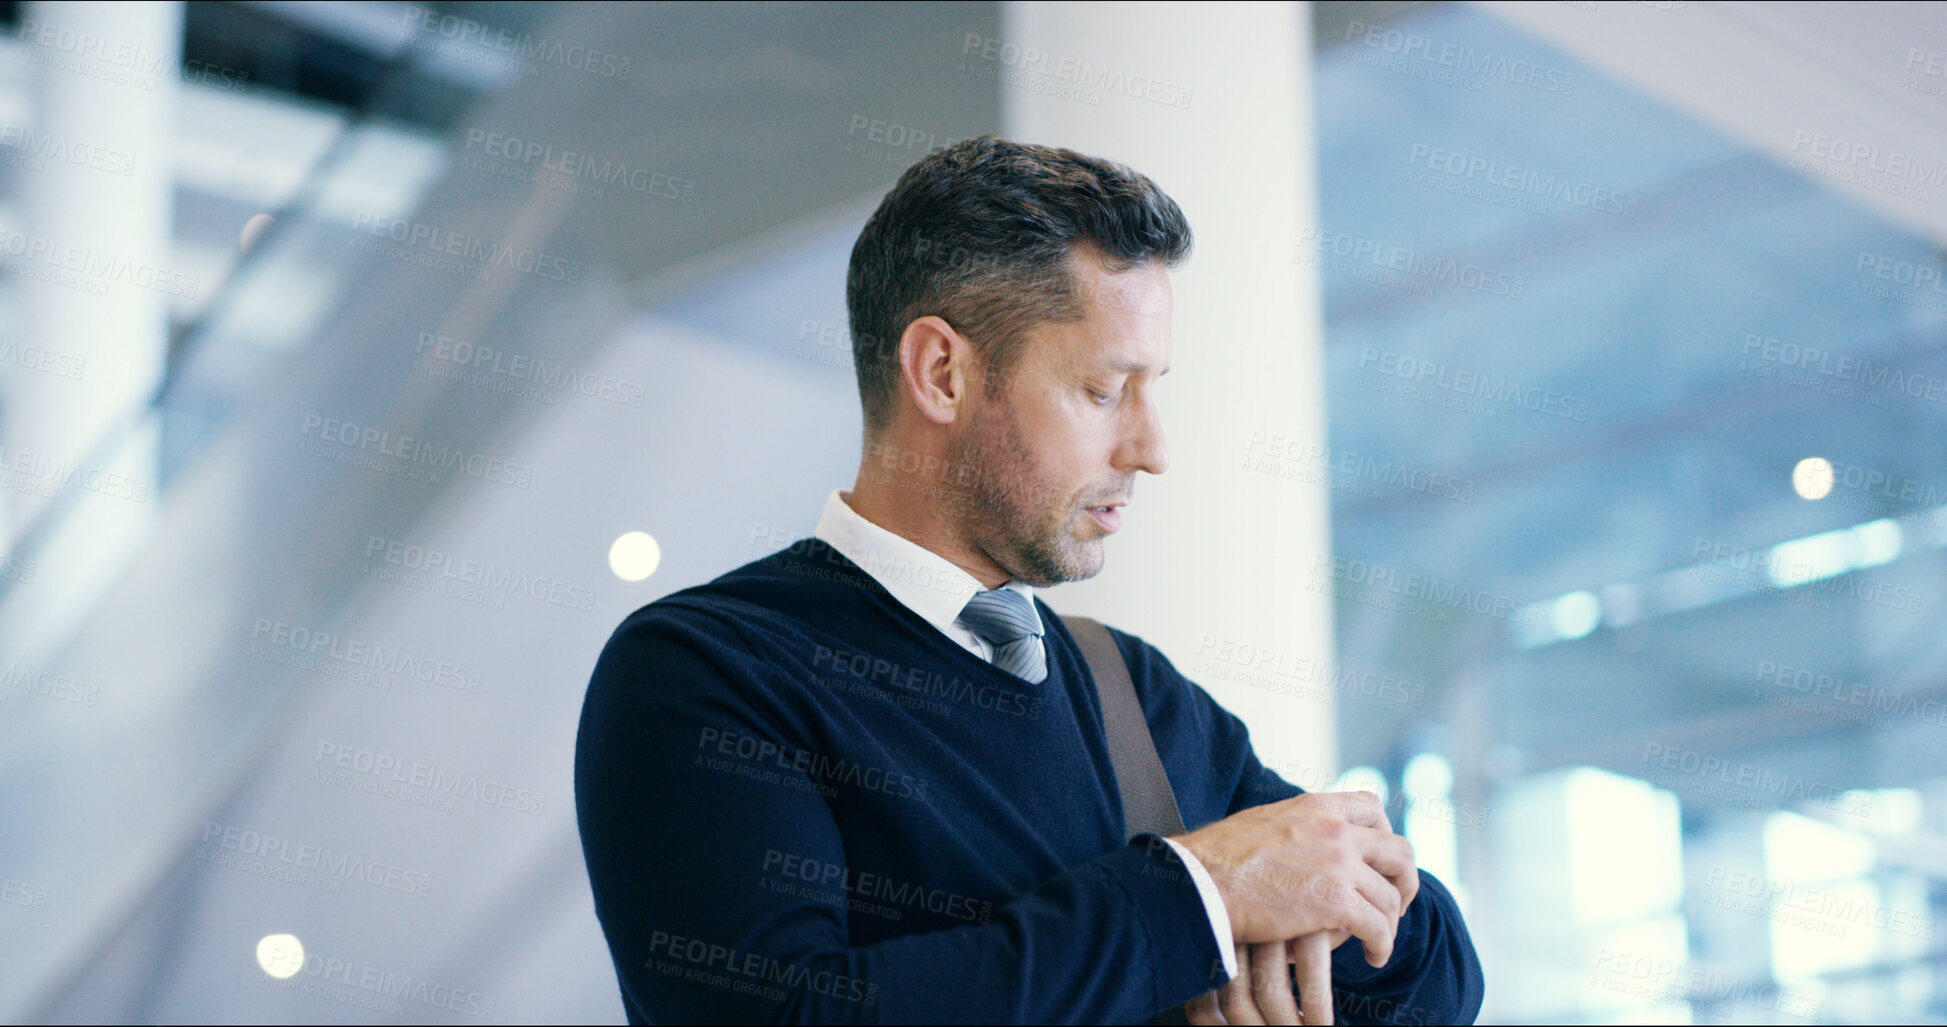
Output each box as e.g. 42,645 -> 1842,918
1084,502 -> 1124,533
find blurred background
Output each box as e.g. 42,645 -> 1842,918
2,1 -> 1945,1022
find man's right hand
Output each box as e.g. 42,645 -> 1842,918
1172,791 -> 1418,968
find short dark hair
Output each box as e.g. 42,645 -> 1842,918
844,135 -> 1192,436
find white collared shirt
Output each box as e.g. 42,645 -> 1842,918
812,488 -> 1035,662
812,487 -> 1239,982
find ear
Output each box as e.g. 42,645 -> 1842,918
897,315 -> 975,426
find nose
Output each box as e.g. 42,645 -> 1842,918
1120,391 -> 1168,476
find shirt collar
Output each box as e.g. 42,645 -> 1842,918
812,488 -> 1037,635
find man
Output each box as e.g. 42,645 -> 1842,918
576,136 -> 1483,1024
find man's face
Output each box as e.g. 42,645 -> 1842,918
946,250 -> 1173,588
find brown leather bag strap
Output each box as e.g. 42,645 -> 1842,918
1061,615 -> 1185,840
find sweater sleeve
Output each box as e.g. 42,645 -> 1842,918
1105,627 -> 1486,1026
574,608 -> 1228,1025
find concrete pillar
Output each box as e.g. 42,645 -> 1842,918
1002,1 -> 1337,782
7,0 -> 180,543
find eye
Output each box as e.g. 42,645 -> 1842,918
1089,384 -> 1120,406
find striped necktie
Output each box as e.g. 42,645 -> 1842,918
958,588 -> 1048,684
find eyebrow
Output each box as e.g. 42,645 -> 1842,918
1105,358 -> 1170,377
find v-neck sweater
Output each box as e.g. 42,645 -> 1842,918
575,537 -> 1483,1024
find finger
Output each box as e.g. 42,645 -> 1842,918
1292,932 -> 1333,1025
1186,989 -> 1225,1026
1352,828 -> 1416,882
1249,940 -> 1299,1024
1352,829 -> 1419,913
1349,860 -> 1405,927
1220,943 -> 1266,1025
1315,876 -> 1397,968
1312,790 -> 1388,832
1394,863 -> 1420,913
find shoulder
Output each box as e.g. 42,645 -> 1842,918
1043,610 -> 1210,716
599,540 -> 871,662
580,588 -> 830,776
1086,618 -> 1202,702
585,573 -> 805,712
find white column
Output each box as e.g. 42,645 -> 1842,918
7,1 -> 180,542
1003,2 -> 1336,784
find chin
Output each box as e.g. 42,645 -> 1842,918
1058,540 -> 1107,584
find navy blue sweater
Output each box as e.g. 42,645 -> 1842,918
575,537 -> 1483,1024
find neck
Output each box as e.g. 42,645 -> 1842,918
847,439 -> 1012,590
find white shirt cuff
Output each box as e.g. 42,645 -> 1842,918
1161,837 -> 1237,981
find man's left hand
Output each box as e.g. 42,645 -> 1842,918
1183,931 -> 1346,1025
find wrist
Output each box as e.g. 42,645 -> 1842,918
1161,837 -> 1238,981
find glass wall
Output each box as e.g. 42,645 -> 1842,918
1315,3 -> 1947,1022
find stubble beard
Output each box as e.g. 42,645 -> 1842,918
945,396 -> 1106,588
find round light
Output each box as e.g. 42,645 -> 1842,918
239,213 -> 276,254
1793,457 -> 1834,500
1549,590 -> 1602,641
608,531 -> 662,582
256,933 -> 304,979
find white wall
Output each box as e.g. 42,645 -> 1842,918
1002,1 -> 1339,787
